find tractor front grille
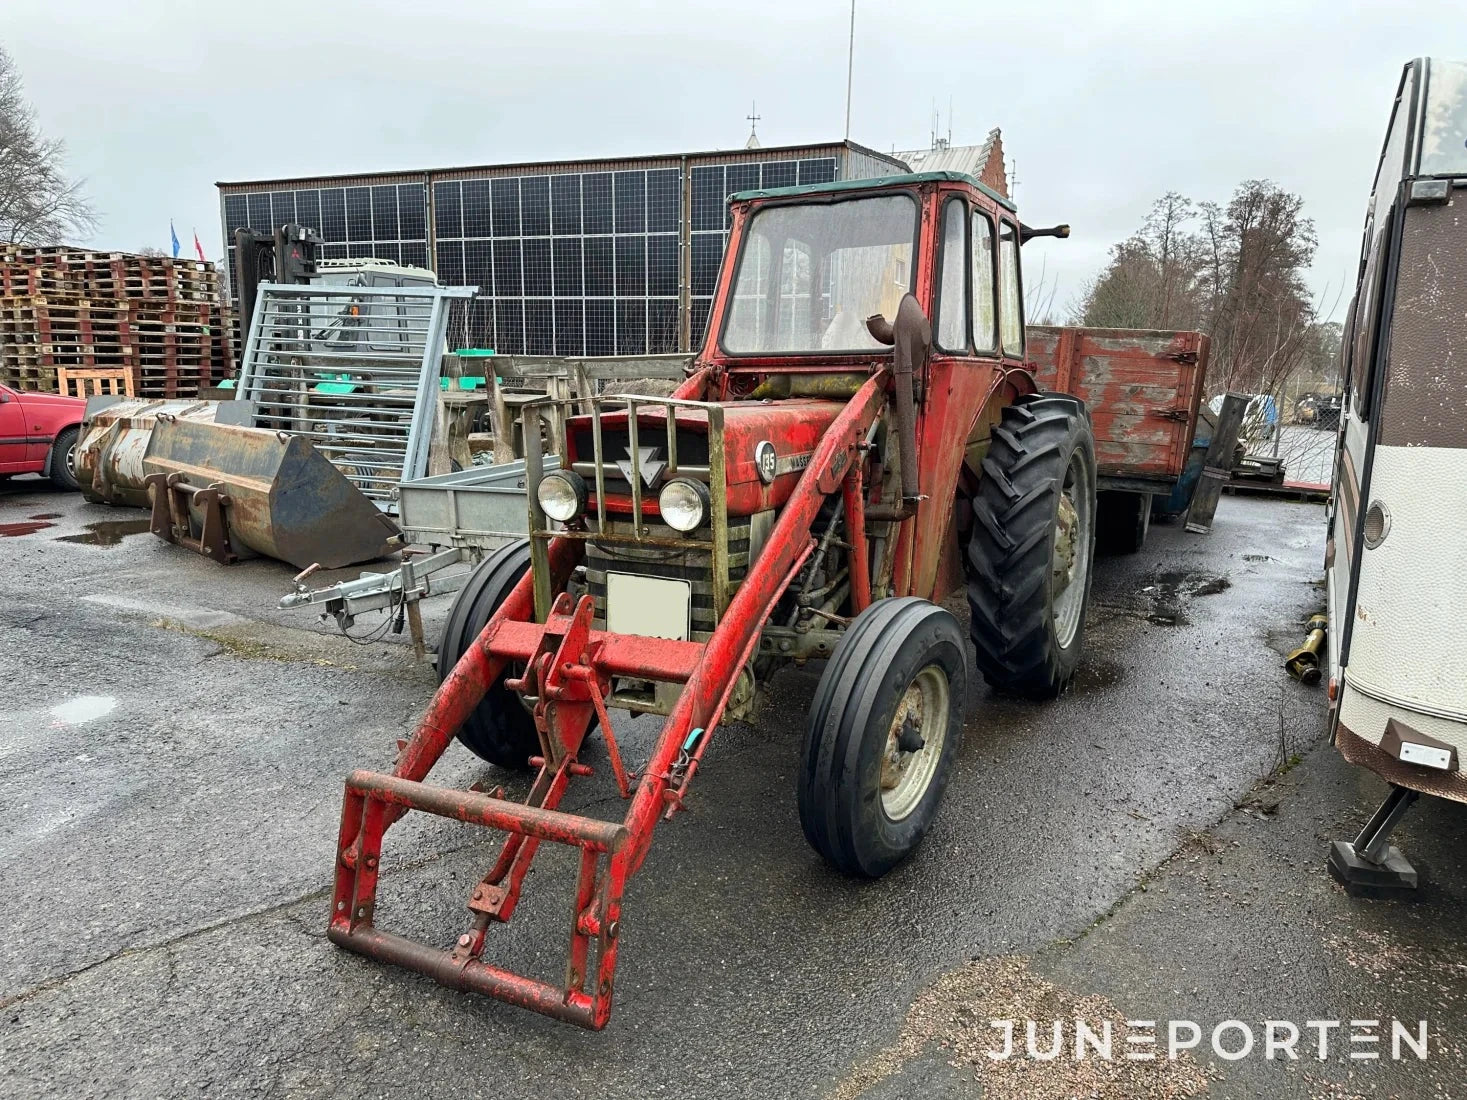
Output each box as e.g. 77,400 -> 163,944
585,517 -> 750,640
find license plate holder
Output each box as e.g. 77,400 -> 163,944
606,573 -> 692,641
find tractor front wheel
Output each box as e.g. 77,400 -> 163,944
437,539 -> 539,769
799,598 -> 967,877
967,393 -> 1097,699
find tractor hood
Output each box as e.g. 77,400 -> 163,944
566,398 -> 846,516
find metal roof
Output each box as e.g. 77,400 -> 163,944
893,129 -> 1002,179
216,139 -> 906,191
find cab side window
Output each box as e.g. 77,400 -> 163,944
935,198 -> 968,351
971,212 -> 997,353
998,221 -> 1023,357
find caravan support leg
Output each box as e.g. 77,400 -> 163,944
1327,785 -> 1421,897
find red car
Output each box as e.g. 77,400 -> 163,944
0,383 -> 86,490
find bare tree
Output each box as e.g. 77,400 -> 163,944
1023,254 -> 1062,325
0,45 -> 95,245
1077,180 -> 1320,395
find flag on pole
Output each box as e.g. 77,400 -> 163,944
169,221 -> 180,259
193,230 -> 206,263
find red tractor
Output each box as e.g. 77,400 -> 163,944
328,171 -> 1187,1028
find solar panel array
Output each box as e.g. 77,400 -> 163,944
689,157 -> 836,345
221,184 -> 430,287
220,152 -> 843,356
433,168 -> 680,356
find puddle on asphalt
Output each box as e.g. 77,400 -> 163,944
55,518 -> 152,546
0,518 -> 56,537
1138,569 -> 1231,625
51,695 -> 117,725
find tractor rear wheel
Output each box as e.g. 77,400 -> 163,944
967,392 -> 1096,699
437,539 -> 539,769
799,598 -> 967,878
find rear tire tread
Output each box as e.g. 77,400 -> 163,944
967,392 -> 1096,699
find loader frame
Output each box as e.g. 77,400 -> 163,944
329,366 -> 889,1027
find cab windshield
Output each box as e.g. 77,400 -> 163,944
721,193 -> 918,354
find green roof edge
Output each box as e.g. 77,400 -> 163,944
729,170 -> 1017,212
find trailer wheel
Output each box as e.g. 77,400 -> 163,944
799,597 -> 967,877
967,392 -> 1096,699
1095,490 -> 1151,555
437,539 -> 539,769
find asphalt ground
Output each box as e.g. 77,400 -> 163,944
2,477 -> 1462,1098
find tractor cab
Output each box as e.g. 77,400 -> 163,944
703,171 -> 1038,374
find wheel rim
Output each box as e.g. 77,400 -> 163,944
1051,449 -> 1093,648
65,442 -> 77,478
879,664 -> 950,821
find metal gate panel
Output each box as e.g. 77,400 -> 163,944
237,282 -> 476,510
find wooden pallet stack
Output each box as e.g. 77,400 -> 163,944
0,244 -> 231,398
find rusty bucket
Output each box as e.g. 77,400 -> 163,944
75,398 -> 221,508
141,417 -> 403,569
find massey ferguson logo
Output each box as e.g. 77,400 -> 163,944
616,445 -> 666,489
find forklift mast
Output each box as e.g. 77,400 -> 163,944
232,223 -> 323,355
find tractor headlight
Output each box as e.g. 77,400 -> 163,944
658,478 -> 710,532
537,470 -> 587,523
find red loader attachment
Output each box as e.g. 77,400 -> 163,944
329,374 -> 887,1028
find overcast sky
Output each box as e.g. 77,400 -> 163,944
4,0 -> 1463,320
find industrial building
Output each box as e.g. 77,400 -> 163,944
216,132 -> 1005,356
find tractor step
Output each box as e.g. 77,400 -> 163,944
330,769 -> 630,1029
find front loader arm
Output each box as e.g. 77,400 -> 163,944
619,369 -> 891,871
329,368 -> 889,1030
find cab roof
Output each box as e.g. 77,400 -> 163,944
729,170 -> 1018,213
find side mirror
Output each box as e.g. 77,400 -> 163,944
1020,223 -> 1070,244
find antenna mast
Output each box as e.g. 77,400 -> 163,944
844,1 -> 856,140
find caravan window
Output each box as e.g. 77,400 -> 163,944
1346,66 -> 1415,420
1420,59 -> 1467,176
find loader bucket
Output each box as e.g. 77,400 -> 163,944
75,398 -> 221,508
141,417 -> 404,569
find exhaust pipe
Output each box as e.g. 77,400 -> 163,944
865,294 -> 931,507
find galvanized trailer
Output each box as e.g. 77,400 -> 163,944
279,456 -> 556,653
280,355 -> 689,651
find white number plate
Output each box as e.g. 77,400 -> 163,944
606,573 -> 692,641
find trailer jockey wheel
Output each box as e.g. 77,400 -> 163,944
967,393 -> 1097,699
799,598 -> 968,877
436,539 -> 540,769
